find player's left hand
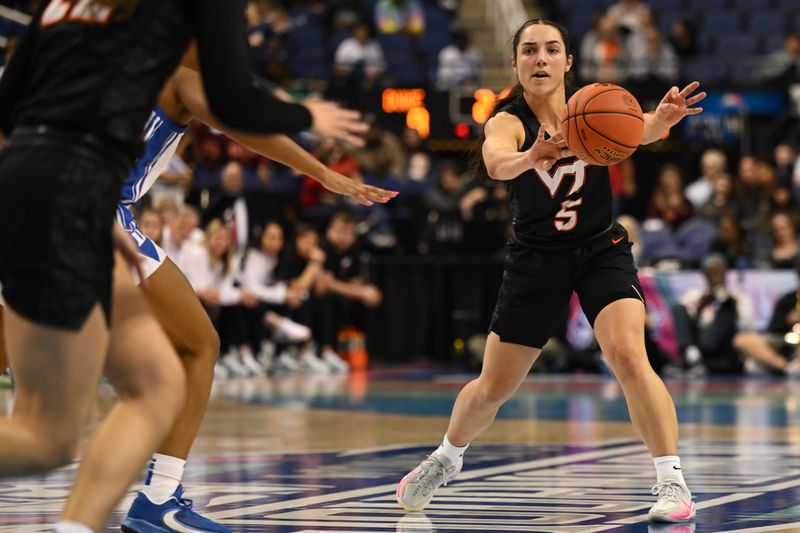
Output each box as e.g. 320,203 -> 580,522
653,81 -> 706,129
318,170 -> 399,206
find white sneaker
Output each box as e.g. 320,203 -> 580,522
241,351 -> 267,377
300,351 -> 330,374
222,355 -> 250,378
271,317 -> 312,343
648,477 -> 696,523
321,349 -> 349,373
397,450 -> 462,512
275,351 -> 302,373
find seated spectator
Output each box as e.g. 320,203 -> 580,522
202,161 -> 258,255
668,19 -> 696,59
239,222 -> 313,370
138,207 -> 164,245
579,14 -> 629,83
775,143 -> 796,190
606,0 -> 651,37
708,213 -> 753,269
616,214 -> 644,266
696,172 -> 738,223
333,22 -> 386,88
436,29 -> 482,90
323,0 -> 370,35
733,257 -> 800,376
761,32 -> 800,84
180,220 -> 261,377
647,163 -> 693,229
163,205 -> 202,261
419,162 -> 466,254
375,0 -> 425,37
627,25 -> 678,83
353,115 -> 406,179
671,254 -> 756,376
766,211 -> 800,269
686,149 -> 728,209
277,225 -> 332,373
317,212 -> 382,371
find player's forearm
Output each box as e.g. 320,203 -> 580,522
640,112 -> 667,145
229,132 -> 329,179
485,150 -> 534,181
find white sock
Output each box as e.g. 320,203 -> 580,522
55,521 -> 93,533
141,453 -> 186,504
437,435 -> 468,464
653,455 -> 687,486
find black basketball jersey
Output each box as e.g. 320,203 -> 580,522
498,94 -> 613,249
0,0 -> 193,159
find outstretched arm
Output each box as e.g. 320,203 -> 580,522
641,81 -> 706,145
172,67 -> 396,206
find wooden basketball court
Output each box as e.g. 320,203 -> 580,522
1,369 -> 799,532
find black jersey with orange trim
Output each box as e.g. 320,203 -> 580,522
497,94 -> 613,249
0,0 -> 193,159
0,0 -> 313,161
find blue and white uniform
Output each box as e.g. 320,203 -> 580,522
115,106 -> 187,280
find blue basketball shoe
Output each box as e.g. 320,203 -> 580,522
121,485 -> 230,533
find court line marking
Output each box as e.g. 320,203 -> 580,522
205,443 -> 647,519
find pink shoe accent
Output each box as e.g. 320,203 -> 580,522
669,499 -> 695,520
397,467 -> 421,499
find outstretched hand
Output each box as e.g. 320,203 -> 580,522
528,125 -> 571,171
652,81 -> 706,129
318,170 -> 399,206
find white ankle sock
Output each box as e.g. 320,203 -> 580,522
141,453 -> 186,504
653,455 -> 686,486
438,435 -> 468,464
55,521 -> 93,533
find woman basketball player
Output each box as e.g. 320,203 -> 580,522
396,19 -> 705,523
0,1 -> 376,532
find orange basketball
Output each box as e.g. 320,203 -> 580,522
560,83 -> 644,166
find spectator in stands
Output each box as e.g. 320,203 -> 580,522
277,225 -> 332,373
180,220 -> 261,377
761,32 -> 800,83
647,163 -> 693,229
668,19 -> 696,59
163,205 -> 201,261
686,149 -> 728,209
138,208 -> 164,245
458,178 -> 510,256
401,126 -> 433,183
733,256 -> 800,377
436,29 -> 482,90
696,172 -> 738,223
419,162 -> 466,254
317,212 -> 381,371
353,115 -> 406,179
627,24 -> 678,84
239,221 -> 313,371
671,254 -> 756,376
708,213 -> 753,269
775,143 -> 796,190
375,0 -> 425,37
334,22 -> 386,89
766,212 -> 800,269
736,156 -> 773,244
202,161 -> 256,254
323,0 -> 370,36
606,0 -> 651,37
579,14 -> 629,83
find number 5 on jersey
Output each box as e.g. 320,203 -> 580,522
534,160 -> 588,232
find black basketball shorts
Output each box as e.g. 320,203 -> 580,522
489,222 -> 645,349
0,143 -> 125,330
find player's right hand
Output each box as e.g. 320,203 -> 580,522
112,224 -> 148,289
528,125 -> 571,171
304,100 -> 369,147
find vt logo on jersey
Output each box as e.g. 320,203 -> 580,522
41,0 -> 115,28
534,159 -> 588,232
